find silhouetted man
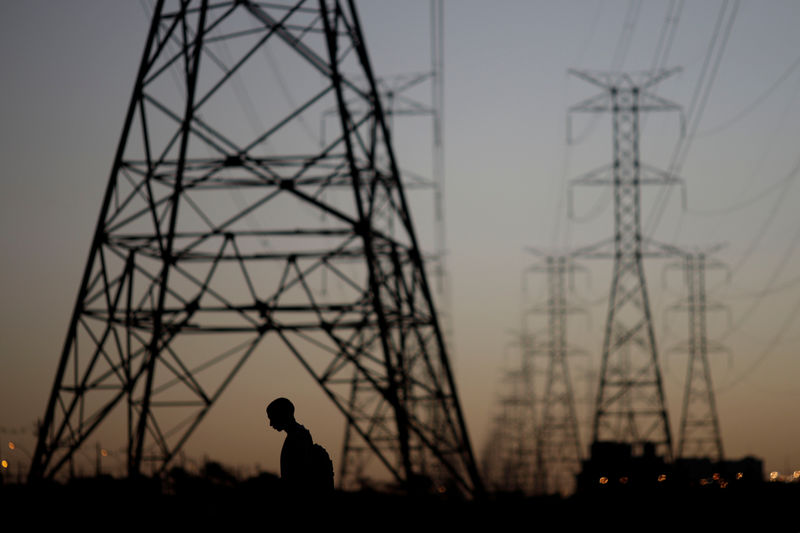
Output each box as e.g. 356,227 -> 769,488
266,397 -> 315,495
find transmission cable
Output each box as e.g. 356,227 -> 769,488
644,0 -> 740,240
548,0 -> 605,250
717,288 -> 800,393
688,75 -> 800,218
697,52 -> 800,137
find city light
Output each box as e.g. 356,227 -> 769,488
1,460 -> 7,469
599,477 -> 609,485
767,471 -> 800,483
8,441 -> 15,451
657,474 -> 667,482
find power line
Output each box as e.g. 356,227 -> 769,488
690,152 -> 800,217
611,0 -> 643,71
715,200 -> 800,343
672,0 -> 740,172
687,73 -> 800,218
641,0 -> 741,351
724,152 -> 800,279
697,52 -> 800,137
650,0 -> 684,73
717,289 -> 800,393
548,0 -> 607,250
644,0 -> 740,240
724,272 -> 800,301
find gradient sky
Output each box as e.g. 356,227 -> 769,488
2,0 -> 800,481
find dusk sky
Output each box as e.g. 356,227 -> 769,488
2,0 -> 800,482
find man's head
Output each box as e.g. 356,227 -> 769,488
266,397 -> 295,432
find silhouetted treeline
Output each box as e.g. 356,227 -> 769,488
2,461 -> 799,530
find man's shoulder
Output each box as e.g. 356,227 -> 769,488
287,423 -> 313,444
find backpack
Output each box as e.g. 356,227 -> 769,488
311,443 -> 334,492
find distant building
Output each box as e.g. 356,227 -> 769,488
672,456 -> 764,488
576,440 -> 764,493
576,441 -> 669,493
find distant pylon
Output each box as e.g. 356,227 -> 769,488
525,253 -> 584,496
481,332 -> 537,494
29,0 -> 482,496
568,69 -> 684,459
671,249 -> 727,461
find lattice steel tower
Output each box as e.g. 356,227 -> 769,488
481,332 -> 537,494
673,250 -> 726,461
526,254 -> 584,496
29,0 -> 482,495
569,69 -> 683,459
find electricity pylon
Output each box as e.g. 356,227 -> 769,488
568,69 -> 684,460
29,0 -> 483,496
525,253 -> 585,496
481,332 -> 537,494
669,249 -> 727,461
